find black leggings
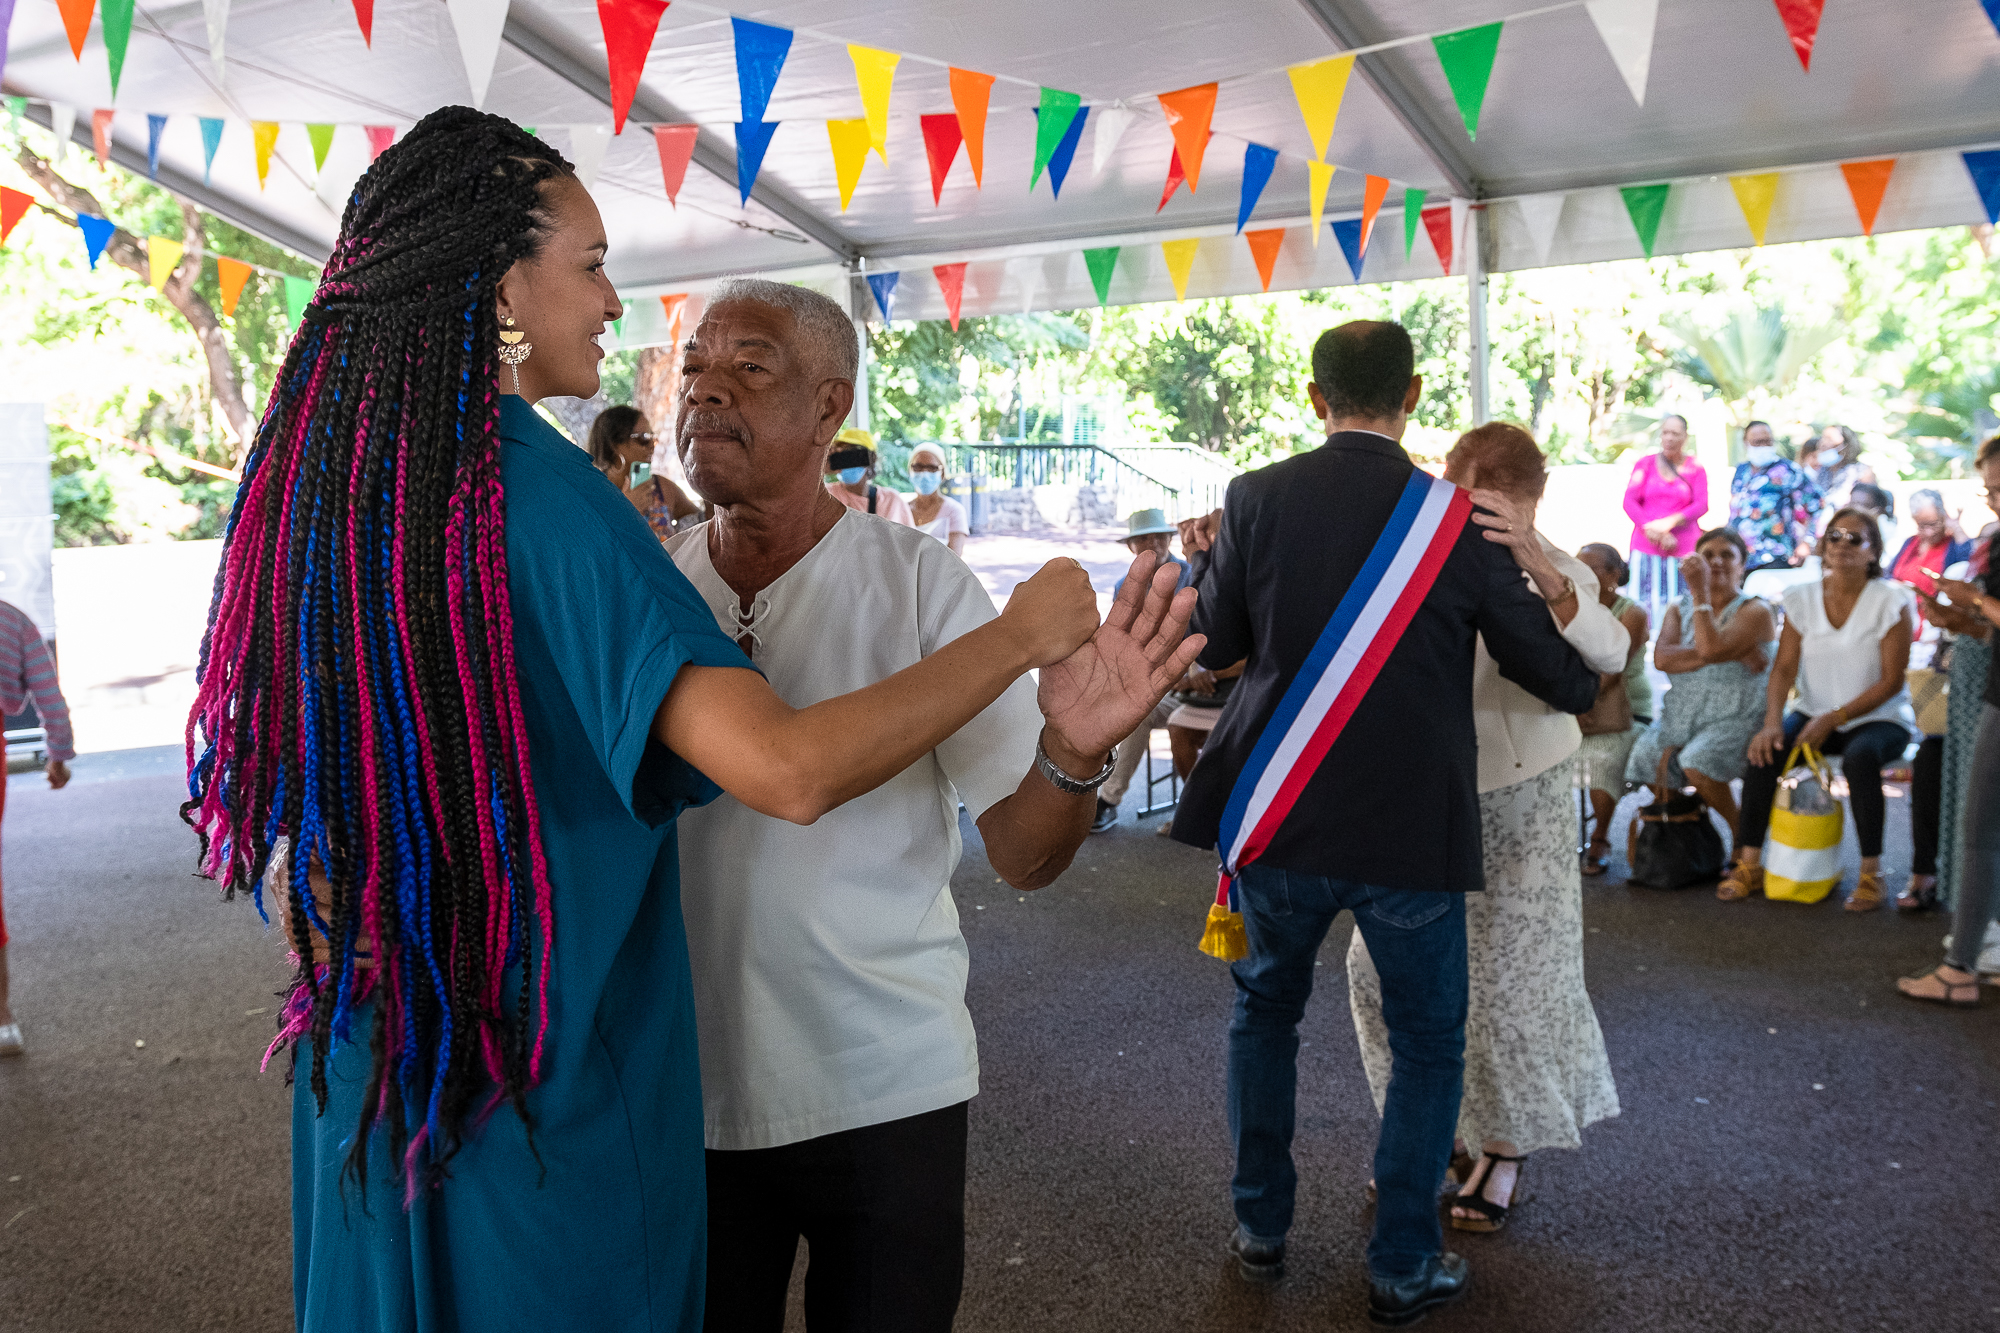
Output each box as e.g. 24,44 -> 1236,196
1739,712 -> 1911,859
1911,734 -> 1944,875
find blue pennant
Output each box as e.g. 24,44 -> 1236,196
146,113 -> 167,179
1044,105 -> 1088,199
200,118 -> 224,184
1985,0 -> 2000,37
866,271 -> 900,321
1331,217 -> 1367,280
1236,142 -> 1279,233
732,17 -> 793,124
734,121 -> 780,204
77,213 -> 117,269
1964,150 -> 2000,225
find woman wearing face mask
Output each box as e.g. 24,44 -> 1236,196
1809,425 -> 1875,521
1728,421 -> 1823,572
588,405 -> 701,542
1723,507 -> 1914,910
906,442 -> 969,554
824,427 -> 915,526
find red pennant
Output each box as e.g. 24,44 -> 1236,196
1771,0 -> 1825,71
934,262 -> 968,331
57,0 -> 94,59
1158,145 -> 1187,212
365,126 -> 396,161
351,0 -> 374,44
1421,204 -> 1455,274
1,188 -> 33,246
1840,158 -> 1896,235
599,0 -> 671,135
91,109 -> 114,167
920,114 -> 963,206
1158,83 -> 1218,192
654,124 -> 698,206
1244,228 -> 1284,292
1359,175 -> 1389,254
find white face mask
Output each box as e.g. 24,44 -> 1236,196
1746,444 -> 1779,467
1818,447 -> 1845,468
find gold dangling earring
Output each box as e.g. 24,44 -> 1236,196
498,315 -> 532,395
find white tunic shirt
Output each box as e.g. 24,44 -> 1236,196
667,513 -> 1041,1150
1781,578 -> 1914,732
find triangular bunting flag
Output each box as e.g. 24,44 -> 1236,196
252,120 -> 278,188
949,68 -> 995,187
568,124 -> 611,188
1404,188 -> 1425,255
1584,0 -> 1658,104
146,113 -> 167,179
1964,151 -> 2000,225
1451,197 -> 1470,270
1017,257 -> 1043,315
91,109 -> 114,168
4,99 -> 21,139
103,0 -> 134,94
1286,55 -> 1353,161
658,292 -> 686,344
57,0 -> 93,60
1432,22 -> 1503,141
76,213 -> 115,269
146,234 -> 183,290
202,0 -> 230,81
1307,159 -> 1335,244
967,261 -> 1005,318
1031,88 -> 1082,189
827,118 -> 871,211
1620,182 -> 1670,257
1984,0 -> 2000,37
307,124 -> 335,172
733,120 -> 778,204
654,123 -> 697,204
599,0 -> 670,135
446,0 -> 512,110
934,262 -> 967,331
1421,204 -> 1454,273
1158,83 -> 1217,191
1771,0 -> 1824,72
1840,159 -> 1895,235
0,188 -> 32,247
351,0 -> 373,44
866,270 -> 898,321
1161,238 -> 1199,302
365,125 -> 395,161
1158,145 -> 1187,212
214,255 -> 252,316
52,104 -> 77,166
1331,218 -> 1366,281
919,114 -> 962,204
848,45 -> 898,162
1237,142 -> 1278,233
1729,173 -> 1778,245
1359,174 -> 1388,253
1092,105 -> 1134,175
1515,191 -> 1566,264
733,17 -> 792,123
1044,105 -> 1088,199
1083,246 -> 1119,306
1244,228 -> 1284,292
282,273 -> 315,329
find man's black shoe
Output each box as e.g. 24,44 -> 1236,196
1367,1252 -> 1469,1326
1089,798 -> 1119,833
1225,1225 -> 1285,1283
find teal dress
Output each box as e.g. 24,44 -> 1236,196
292,396 -> 752,1331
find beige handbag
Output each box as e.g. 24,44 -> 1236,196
1908,667 -> 1949,737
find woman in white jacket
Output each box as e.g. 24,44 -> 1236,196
1349,423 -> 1628,1234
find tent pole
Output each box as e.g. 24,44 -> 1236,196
848,266 -> 872,432
1467,205 -> 1490,426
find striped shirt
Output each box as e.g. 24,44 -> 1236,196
1,599 -> 74,762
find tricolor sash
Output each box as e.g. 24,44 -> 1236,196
1199,471 -> 1472,960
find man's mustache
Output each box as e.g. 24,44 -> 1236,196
679,413 -> 747,446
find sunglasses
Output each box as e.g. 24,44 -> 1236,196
1824,529 -> 1871,547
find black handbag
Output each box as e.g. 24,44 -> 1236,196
1625,753 -> 1726,889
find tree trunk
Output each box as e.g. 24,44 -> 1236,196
633,346 -> 691,484
15,146 -> 255,456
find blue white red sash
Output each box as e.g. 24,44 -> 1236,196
1212,471 -> 1471,910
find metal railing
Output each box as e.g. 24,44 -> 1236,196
913,441 -> 1239,529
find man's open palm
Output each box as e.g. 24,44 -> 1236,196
1038,552 -> 1206,761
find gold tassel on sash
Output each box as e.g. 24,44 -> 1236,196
1199,873 -> 1248,961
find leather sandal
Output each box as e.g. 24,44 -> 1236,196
1716,862 -> 1762,902
1365,1145 -> 1477,1206
1845,870 -> 1885,912
1581,838 -> 1611,877
1895,965 -> 1981,1008
1895,875 -> 1938,913
1449,1153 -> 1528,1234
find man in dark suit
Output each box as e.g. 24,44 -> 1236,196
1173,322 -> 1596,1327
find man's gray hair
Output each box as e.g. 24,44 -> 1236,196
707,277 -> 859,383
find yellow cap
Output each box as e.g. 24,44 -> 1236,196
834,426 -> 876,449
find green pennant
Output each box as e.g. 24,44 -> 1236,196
1032,89 -> 1083,188
307,124 -> 336,172
1083,246 -> 1119,306
283,274 -> 316,329
6,97 -> 25,140
1403,188 -> 1425,255
1620,183 -> 1671,258
1431,21 -> 1503,141
102,0 -> 137,97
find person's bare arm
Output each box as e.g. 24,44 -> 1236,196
1747,624 -> 1804,766
946,531 -> 966,556
1687,598 -> 1774,666
1653,606 -> 1700,673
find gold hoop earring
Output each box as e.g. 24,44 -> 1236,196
498,315 -> 532,395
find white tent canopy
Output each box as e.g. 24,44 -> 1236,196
5,0 -> 1999,339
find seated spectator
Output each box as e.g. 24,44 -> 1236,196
588,404 -> 701,541
906,443 -> 970,554
1723,507 -> 1914,910
1093,510 -> 1196,832
1573,544 -> 1652,875
1890,488 -> 1971,631
1624,528 -> 1777,853
824,426 -> 915,525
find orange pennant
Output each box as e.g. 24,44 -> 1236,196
91,109 -> 114,167
1244,228 -> 1284,292
214,256 -> 253,317
1839,158 -> 1895,235
1158,83 -> 1218,192
949,69 -> 995,188
1,188 -> 33,246
1359,174 -> 1389,253
57,0 -> 96,59
660,293 -> 688,347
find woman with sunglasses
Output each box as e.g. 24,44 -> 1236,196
1720,507 -> 1914,909
588,404 -> 701,541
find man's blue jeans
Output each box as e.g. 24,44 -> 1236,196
1227,862 -> 1467,1281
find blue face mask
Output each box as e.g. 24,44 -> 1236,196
911,471 -> 942,495
836,466 -> 867,485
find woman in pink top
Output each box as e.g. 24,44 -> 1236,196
1622,413 -> 1708,633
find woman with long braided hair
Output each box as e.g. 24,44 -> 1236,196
183,107 -> 1166,1329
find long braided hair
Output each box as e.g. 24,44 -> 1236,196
184,107 -> 571,1192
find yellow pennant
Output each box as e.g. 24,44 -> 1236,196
827,119 -> 872,211
1308,159 -> 1336,246
1729,173 -> 1779,246
214,255 -> 254,317
1161,238 -> 1199,302
146,235 -> 184,290
252,121 -> 280,189
1287,55 -> 1354,162
848,45 -> 900,163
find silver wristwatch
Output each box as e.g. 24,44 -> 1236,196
1035,736 -> 1118,794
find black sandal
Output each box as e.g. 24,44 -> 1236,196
1895,965 -> 1980,1009
1581,839 -> 1611,877
1895,876 -> 1938,913
1365,1145 -> 1478,1206
1449,1153 -> 1527,1233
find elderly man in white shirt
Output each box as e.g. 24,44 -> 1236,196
665,278 -> 1202,1333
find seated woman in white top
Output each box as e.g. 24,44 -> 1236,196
1721,506 -> 1914,910
905,442 -> 970,554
